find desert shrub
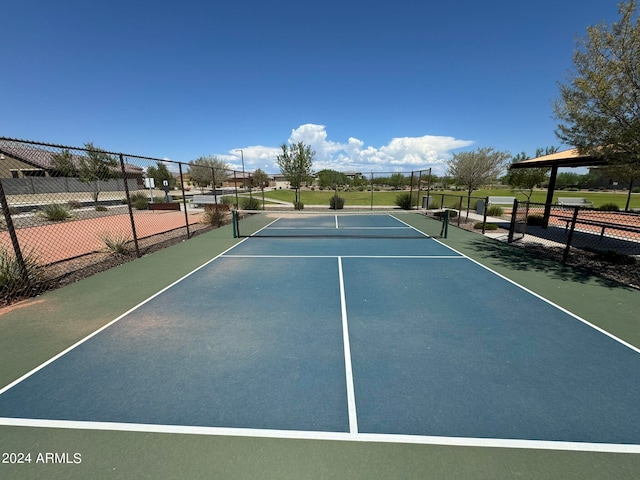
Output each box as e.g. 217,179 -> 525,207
294,201 -> 304,210
486,205 -> 504,217
133,197 -> 149,210
201,207 -> 227,227
129,192 -> 147,202
101,233 -> 133,256
240,196 -> 261,210
95,205 -> 108,212
598,203 -> 620,211
0,248 -> 46,298
395,192 -> 418,210
128,193 -> 149,210
330,195 -> 345,209
526,214 -> 545,226
39,203 -> 72,221
475,222 -> 498,230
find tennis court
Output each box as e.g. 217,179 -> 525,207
1,212 -> 639,478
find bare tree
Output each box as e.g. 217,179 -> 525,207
446,147 -> 511,198
187,156 -> 229,193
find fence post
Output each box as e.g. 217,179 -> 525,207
482,196 -> 489,234
409,172 -> 414,209
370,172 -> 374,211
562,207 -> 580,263
119,154 -> 140,257
507,199 -> 519,243
234,171 -> 239,208
0,179 -> 29,286
179,163 -> 191,238
211,167 -> 217,204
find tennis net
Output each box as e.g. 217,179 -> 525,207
232,211 -> 449,239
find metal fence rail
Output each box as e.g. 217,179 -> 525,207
508,201 -> 640,262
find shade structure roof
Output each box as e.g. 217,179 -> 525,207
509,148 -> 609,169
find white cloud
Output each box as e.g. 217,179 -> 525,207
226,124 -> 473,175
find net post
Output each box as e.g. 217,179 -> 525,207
440,209 -> 449,238
232,210 -> 238,238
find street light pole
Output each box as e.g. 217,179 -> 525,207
235,149 -> 252,200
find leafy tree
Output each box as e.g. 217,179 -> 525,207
351,175 -> 368,188
51,149 -> 77,177
554,1 -> 640,166
505,148 -> 553,201
556,172 -> 582,187
276,141 -> 314,208
577,172 -> 599,187
388,173 -> 409,190
187,155 -> 229,193
372,176 -> 389,187
79,142 -> 119,207
597,162 -> 640,210
146,162 -> 176,190
438,175 -> 454,189
317,169 -> 349,189
446,147 -> 511,198
251,168 -> 270,210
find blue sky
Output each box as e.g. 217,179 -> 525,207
1,0 -> 621,175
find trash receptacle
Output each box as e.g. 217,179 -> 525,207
422,196 -> 433,209
476,199 -> 485,214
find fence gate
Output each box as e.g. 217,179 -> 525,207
507,199 -> 526,243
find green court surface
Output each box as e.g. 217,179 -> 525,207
1,215 -> 639,479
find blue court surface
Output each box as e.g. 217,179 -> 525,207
1,214 -> 639,452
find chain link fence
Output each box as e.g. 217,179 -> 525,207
507,201 -> 640,262
0,137 -> 250,306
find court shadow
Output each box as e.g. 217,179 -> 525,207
463,236 -> 635,291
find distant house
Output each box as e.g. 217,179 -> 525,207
272,174 -> 291,189
0,140 -> 145,196
222,171 -> 253,188
0,141 -> 144,184
343,171 -> 364,181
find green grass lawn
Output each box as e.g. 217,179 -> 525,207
260,188 -> 640,209
260,189 -> 408,206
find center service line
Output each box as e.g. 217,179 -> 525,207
337,256 -> 358,434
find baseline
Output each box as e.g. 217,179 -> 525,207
1,417 -> 638,454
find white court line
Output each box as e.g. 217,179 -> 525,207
335,215 -> 339,229
338,257 -> 358,434
262,226 -> 415,230
0,239 -> 250,397
388,213 -> 430,237
431,237 -> 640,355
245,216 -> 281,236
222,255 -> 464,259
1,417 -> 638,454
4,216 -> 637,452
